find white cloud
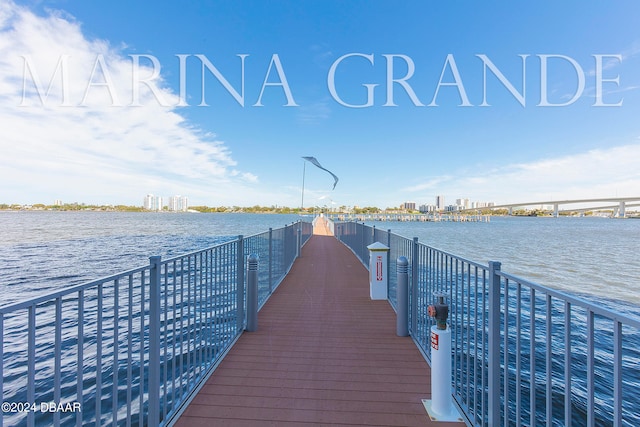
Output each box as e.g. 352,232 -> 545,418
403,144 -> 640,205
296,100 -> 331,124
0,1 -> 255,205
403,175 -> 453,193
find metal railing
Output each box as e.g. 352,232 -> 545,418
0,220 -> 312,427
333,220 -> 640,427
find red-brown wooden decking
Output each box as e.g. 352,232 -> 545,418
174,219 -> 465,426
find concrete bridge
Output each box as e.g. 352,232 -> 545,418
465,196 -> 640,218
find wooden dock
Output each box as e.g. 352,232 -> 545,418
174,219 -> 464,426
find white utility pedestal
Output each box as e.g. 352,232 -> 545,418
423,325 -> 463,422
367,242 -> 389,300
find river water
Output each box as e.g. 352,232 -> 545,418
363,215 -> 640,313
0,211 -> 638,425
0,211 -> 302,306
1,211 -> 638,311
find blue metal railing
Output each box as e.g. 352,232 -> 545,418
0,220 -> 312,427
333,220 -> 640,427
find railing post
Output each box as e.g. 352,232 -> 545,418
360,223 -> 365,261
387,229 -> 392,297
268,228 -> 273,293
237,235 -> 245,331
396,256 -> 409,337
148,256 -> 161,427
27,305 -> 35,427
297,226 -> 302,258
411,237 -> 419,334
488,261 -> 502,426
246,254 -> 259,332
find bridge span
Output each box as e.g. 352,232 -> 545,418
471,196 -> 640,218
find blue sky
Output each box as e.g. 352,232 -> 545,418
2,1 -> 640,208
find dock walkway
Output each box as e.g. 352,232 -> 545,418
175,220 -> 463,426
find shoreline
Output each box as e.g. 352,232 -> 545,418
2,208 -> 636,218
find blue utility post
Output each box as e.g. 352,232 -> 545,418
396,256 -> 409,337
246,254 -> 259,332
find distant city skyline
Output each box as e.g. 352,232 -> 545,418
1,1 -> 639,208
4,194 -> 491,210
4,198 -> 638,217
401,196 -> 495,213
143,194 -> 189,212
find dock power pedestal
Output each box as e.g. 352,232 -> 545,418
423,293 -> 463,422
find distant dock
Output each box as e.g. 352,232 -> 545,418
325,213 -> 490,223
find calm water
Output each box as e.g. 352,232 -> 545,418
0,211 -> 639,425
0,211 -> 303,306
0,211 -> 306,425
1,211 -> 639,310
364,215 -> 640,312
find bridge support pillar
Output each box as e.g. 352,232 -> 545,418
554,203 -> 559,218
619,201 -> 626,218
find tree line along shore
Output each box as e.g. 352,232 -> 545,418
2,203 -> 632,217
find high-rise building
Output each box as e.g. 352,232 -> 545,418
143,194 -> 163,211
419,204 -> 435,213
436,195 -> 445,211
455,198 -> 470,209
168,195 -> 188,212
401,201 -> 416,211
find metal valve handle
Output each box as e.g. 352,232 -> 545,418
427,292 -> 449,330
